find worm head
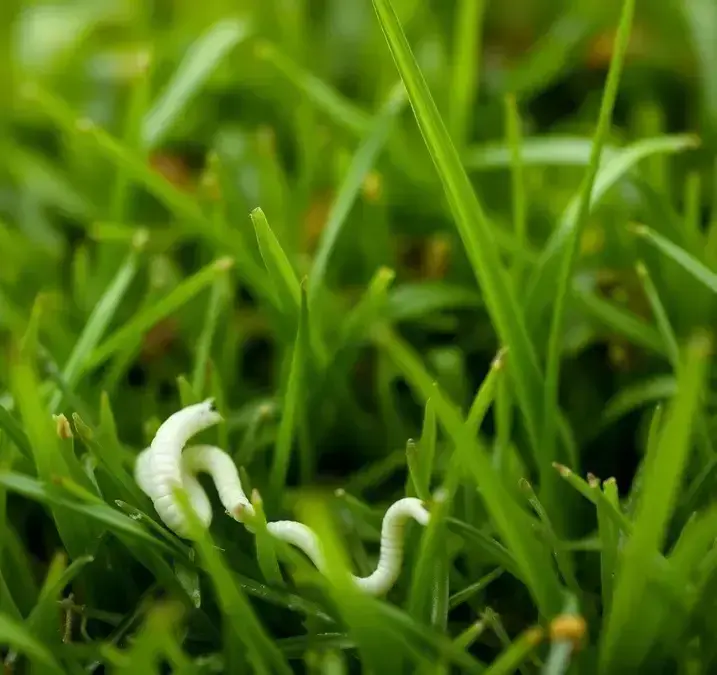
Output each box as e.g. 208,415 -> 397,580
151,398 -> 223,451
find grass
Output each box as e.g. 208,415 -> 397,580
1,0 -> 717,673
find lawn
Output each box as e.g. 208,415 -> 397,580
1,0 -> 717,673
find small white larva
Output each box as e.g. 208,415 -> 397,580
134,403 -> 430,596
134,399 -> 224,537
181,445 -> 255,522
267,497 -> 429,596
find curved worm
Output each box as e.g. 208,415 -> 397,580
134,403 -> 430,595
134,400 -> 233,537
267,497 -> 429,596
181,444 -> 254,522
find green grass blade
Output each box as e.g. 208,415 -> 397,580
23,83 -> 271,300
29,553 -> 93,642
309,83 -> 405,305
143,19 -> 249,148
371,0 -> 546,467
463,136 -> 618,170
542,0 -> 636,488
574,287 -> 664,355
174,487 -> 293,675
519,479 -> 579,593
599,376 -> 676,434
0,404 -> 32,460
83,256 -> 232,374
634,225 -> 717,294
0,612 -> 63,673
483,626 -> 544,675
251,207 -> 301,320
599,332 -> 711,672
256,41 -> 370,136
466,347 -> 506,434
249,491 -> 283,587
270,286 -> 309,494
635,261 -> 681,367
504,94 -> 527,282
526,134 -> 698,326
407,489 -> 450,625
598,478 -> 620,618
0,471 -> 170,553
385,282 -> 481,323
449,567 -> 504,610
416,398 -> 437,499
73,412 -> 152,511
10,343 -> 94,558
192,276 -> 228,397
449,0 -> 486,148
376,327 -> 562,616
110,50 -> 151,222
51,241 -> 145,412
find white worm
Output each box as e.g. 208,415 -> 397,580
133,403 -> 429,595
267,497 -> 429,596
181,445 -> 254,522
134,400 -> 255,537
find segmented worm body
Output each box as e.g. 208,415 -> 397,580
134,400 -> 253,537
268,497 -> 429,595
134,402 -> 430,594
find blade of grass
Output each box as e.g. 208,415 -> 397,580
269,286 -> 309,494
83,256 -> 232,374
174,487 -> 293,675
599,332 -> 711,672
376,326 -> 562,616
483,626 -> 544,675
50,237 -> 146,412
504,94 -> 527,283
255,41 -> 370,136
597,478 -> 620,618
385,282 -> 481,323
371,0 -> 547,470
10,340 -> 95,558
519,479 -> 579,593
29,553 -> 93,643
598,376 -> 676,433
407,488 -> 450,625
0,404 -> 32,460
449,567 -> 504,610
23,83 -> 271,302
143,19 -> 249,148
463,136 -> 618,170
416,398 -> 437,499
309,82 -> 406,307
0,471 -> 171,553
192,276 -> 228,396
634,225 -> 717,294
541,0 -> 636,508
251,207 -> 301,321
110,49 -> 151,222
0,612 -> 63,673
249,491 -> 283,587
574,287 -> 664,355
635,261 -> 680,366
449,0 -> 486,148
73,412 -> 152,512
526,134 -> 698,328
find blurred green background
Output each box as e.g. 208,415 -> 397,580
2,0 -> 714,482
1,0 -> 717,671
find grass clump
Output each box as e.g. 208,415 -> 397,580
1,0 -> 717,673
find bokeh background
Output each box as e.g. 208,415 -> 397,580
1,0 -> 716,668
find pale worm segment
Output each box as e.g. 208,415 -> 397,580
134,402 -> 430,594
267,497 -> 429,596
134,399 -> 254,538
